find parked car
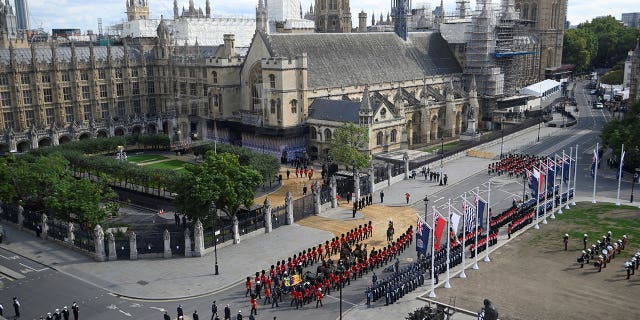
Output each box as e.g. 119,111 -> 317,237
594,103 -> 603,109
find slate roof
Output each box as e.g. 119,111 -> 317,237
0,46 -> 146,65
263,31 -> 462,89
308,98 -> 382,124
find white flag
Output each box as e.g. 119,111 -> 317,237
450,211 -> 461,234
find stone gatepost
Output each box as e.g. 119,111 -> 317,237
285,191 -> 294,225
387,163 -> 392,186
184,228 -> 192,257
192,220 -> 204,257
313,181 -> 321,215
107,231 -> 117,261
354,171 -> 361,200
232,215 -> 241,244
330,176 -> 337,208
67,223 -> 75,244
41,214 -> 49,240
403,151 -> 410,180
129,231 -> 138,260
163,229 -> 172,258
94,225 -> 106,262
17,205 -> 24,229
369,165 -> 376,194
264,198 -> 272,233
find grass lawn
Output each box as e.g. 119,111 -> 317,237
126,154 -> 168,163
421,141 -> 459,153
553,202 -> 640,254
146,159 -> 188,171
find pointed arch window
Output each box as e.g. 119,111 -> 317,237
290,99 -> 298,113
269,74 -> 276,88
270,99 -> 276,114
376,132 -> 383,146
324,129 -> 332,142
390,129 -> 397,143
212,71 -> 218,84
310,127 -> 317,140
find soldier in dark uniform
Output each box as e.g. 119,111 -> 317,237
224,304 -> 231,320
71,302 -> 79,320
583,234 -> 588,250
563,234 -> 569,251
163,311 -> 171,320
62,306 -> 69,320
177,305 -> 184,317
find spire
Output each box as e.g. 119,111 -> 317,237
440,0 -> 444,23
173,0 -> 179,19
371,11 -> 375,25
206,0 -> 211,18
395,85 -> 403,102
360,85 -> 372,110
421,80 -> 429,100
470,75 -> 477,92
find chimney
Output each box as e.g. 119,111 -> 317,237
223,34 -> 236,58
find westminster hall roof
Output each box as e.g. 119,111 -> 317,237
262,31 -> 462,89
308,99 -> 382,124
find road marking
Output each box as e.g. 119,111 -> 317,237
0,254 -> 19,260
19,263 -> 48,272
119,310 -> 133,317
324,294 -> 358,306
0,274 -> 14,281
130,303 -> 142,308
107,304 -> 118,310
149,307 -> 166,312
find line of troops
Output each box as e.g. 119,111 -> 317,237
239,225 -> 414,314
576,232 -> 629,273
488,153 -> 548,178
366,257 -> 426,306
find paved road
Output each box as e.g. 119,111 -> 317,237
0,79 -> 628,320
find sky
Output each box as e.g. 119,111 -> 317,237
27,0 -> 639,34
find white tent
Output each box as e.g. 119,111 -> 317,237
519,79 -> 562,98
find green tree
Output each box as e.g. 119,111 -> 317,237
578,16 -> 639,68
562,28 -> 597,71
174,151 -> 263,222
601,101 -> 640,169
11,154 -> 69,208
0,157 -> 17,203
328,123 -> 371,170
44,177 -> 116,226
600,69 -> 623,85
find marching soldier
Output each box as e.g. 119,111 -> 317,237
563,234 -> 569,251
583,234 -> 588,250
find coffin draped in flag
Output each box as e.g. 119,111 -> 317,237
434,211 -> 446,251
416,217 -> 430,255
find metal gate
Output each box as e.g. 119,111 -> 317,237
271,205 -> 287,229
115,238 -> 130,259
292,193 -> 314,221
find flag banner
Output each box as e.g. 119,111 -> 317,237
477,199 -> 486,229
450,212 -> 461,234
562,156 -> 570,183
416,217 -> 430,255
534,169 -> 545,194
547,161 -> 555,188
528,170 -> 538,198
464,205 -> 475,233
434,211 -> 446,251
591,148 -> 598,178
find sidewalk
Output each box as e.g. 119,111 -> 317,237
0,114 -> 569,303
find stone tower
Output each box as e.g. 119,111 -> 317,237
515,0 -> 567,79
256,0 -> 268,32
392,0 -> 409,40
358,11 -> 367,32
126,0 -> 150,21
314,0 -> 352,33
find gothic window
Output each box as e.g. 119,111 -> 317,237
147,81 -> 155,94
80,72 -> 89,81
212,71 -> 218,84
3,112 -> 13,129
1,92 -> 11,106
276,98 -> 282,121
22,90 -> 33,105
44,89 -> 53,103
390,129 -> 397,143
65,106 -> 73,123
522,4 -> 529,20
63,87 -> 73,101
531,3 -> 537,21
41,73 -> 51,83
115,69 -> 123,79
0,75 -> 8,86
270,99 -> 276,114
21,73 -> 30,85
189,68 -> 196,78
83,105 -> 92,121
61,72 -> 71,82
191,103 -> 198,115
132,82 -> 140,95
101,103 -> 109,119
98,70 -> 106,79
180,83 -> 187,95
324,129 -> 332,141
376,132 -> 383,146
133,100 -> 141,114
310,127 -> 317,140
100,84 -> 108,98
148,98 -> 157,115
131,69 -> 139,78
329,0 -> 337,10
269,74 -> 276,88
190,83 -> 197,96
25,110 -> 34,125
380,107 -> 387,119
116,83 -> 124,96
45,107 -> 55,124
117,101 -> 126,117
290,99 -> 298,113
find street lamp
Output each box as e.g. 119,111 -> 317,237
424,195 -> 436,298
522,174 -> 526,202
537,118 -> 541,142
209,202 -> 219,275
439,136 -> 444,186
352,160 -> 357,218
500,116 -> 506,159
632,169 -> 639,203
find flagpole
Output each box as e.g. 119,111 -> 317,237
550,156 -> 557,220
535,160 -> 541,229
542,159 -> 548,225
429,206 -> 436,298
484,181 -> 491,262
473,187 -> 479,269
460,194 -> 467,279
444,199 -> 451,289
558,152 -> 564,214
572,144 -> 578,206
592,142 -> 599,204
616,144 -> 625,206
564,148 -> 571,210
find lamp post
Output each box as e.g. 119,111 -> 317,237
537,119 -> 541,142
439,136 -> 444,186
522,174 -> 526,202
632,169 -> 639,203
500,116 -> 506,159
424,195 -> 436,298
352,160 -> 357,218
209,202 -> 219,275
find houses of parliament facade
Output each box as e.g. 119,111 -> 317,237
0,0 -> 568,160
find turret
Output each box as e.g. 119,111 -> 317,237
256,0 -> 268,33
223,34 -> 236,58
359,85 -> 373,127
206,0 -> 211,18
358,11 -> 367,32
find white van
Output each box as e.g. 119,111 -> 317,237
594,103 -> 604,109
